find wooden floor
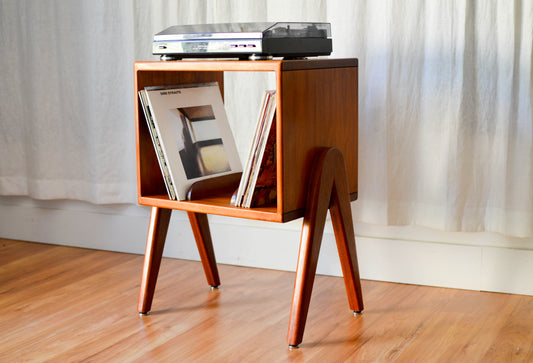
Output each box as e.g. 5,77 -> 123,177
1,239 -> 533,362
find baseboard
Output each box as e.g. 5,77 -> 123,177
1,198 -> 532,296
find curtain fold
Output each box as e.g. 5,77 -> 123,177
1,1 -> 531,237
0,0 -> 138,203
328,0 -> 533,237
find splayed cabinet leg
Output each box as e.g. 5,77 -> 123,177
330,181 -> 364,313
187,212 -> 220,288
287,148 -> 364,347
137,207 -> 172,314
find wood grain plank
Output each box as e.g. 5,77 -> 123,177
2,239 -> 533,362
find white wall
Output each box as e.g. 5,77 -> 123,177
1,196 -> 532,296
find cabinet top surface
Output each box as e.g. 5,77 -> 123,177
134,58 -> 357,72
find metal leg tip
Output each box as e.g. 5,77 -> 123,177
289,344 -> 300,350
353,310 -> 362,316
138,311 -> 150,316
210,285 -> 220,290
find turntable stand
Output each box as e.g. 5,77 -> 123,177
134,59 -> 363,347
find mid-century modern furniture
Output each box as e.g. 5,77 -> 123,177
134,58 -> 364,347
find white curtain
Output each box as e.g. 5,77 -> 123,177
1,1 -> 532,237
0,1 -> 137,203
328,1 -> 533,237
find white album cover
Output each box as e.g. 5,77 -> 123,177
143,83 -> 242,200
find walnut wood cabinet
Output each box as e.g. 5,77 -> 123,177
134,59 -> 364,347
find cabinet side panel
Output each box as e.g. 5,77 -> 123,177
135,69 -> 224,198
280,67 -> 358,215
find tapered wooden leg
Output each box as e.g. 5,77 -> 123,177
329,156 -> 364,313
138,207 -> 172,314
287,147 -> 364,347
187,212 -> 220,287
287,148 -> 334,346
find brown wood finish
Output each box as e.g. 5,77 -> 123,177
133,59 -> 361,345
134,59 -> 358,223
280,67 -> 358,215
3,239 -> 533,361
186,212 -> 220,287
328,153 -> 364,314
137,206 -> 172,313
186,172 -> 242,201
287,148 -> 363,347
137,194 -> 280,221
138,209 -> 221,313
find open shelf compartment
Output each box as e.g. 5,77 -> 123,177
134,59 -> 358,223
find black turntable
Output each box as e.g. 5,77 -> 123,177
152,22 -> 332,60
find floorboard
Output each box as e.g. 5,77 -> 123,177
1,239 -> 532,362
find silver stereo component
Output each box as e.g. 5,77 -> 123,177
153,22 -> 332,61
